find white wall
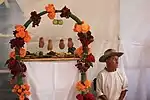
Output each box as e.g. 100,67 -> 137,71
0,0 -> 24,68
120,0 -> 150,99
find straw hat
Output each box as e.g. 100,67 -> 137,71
99,49 -> 123,62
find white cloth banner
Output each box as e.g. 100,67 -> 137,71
25,61 -> 79,100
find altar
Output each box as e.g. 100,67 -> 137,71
5,3 -> 96,100
24,58 -> 79,100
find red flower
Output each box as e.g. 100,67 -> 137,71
76,94 -> 84,100
75,61 -> 90,72
86,54 -> 95,62
30,11 -> 41,27
24,97 -> 29,100
9,38 -> 25,49
5,58 -> 17,69
84,93 -> 95,100
13,30 -> 17,36
5,58 -> 27,79
60,6 -> 70,18
77,32 -> 94,46
77,32 -> 84,38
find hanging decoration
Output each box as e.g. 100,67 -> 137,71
5,3 -> 95,100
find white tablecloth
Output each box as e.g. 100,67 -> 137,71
24,60 -> 79,100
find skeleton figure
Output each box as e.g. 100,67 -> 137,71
47,39 -> 53,51
39,37 -> 44,48
59,39 -> 65,50
67,38 -> 76,54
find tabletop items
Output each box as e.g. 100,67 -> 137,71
67,38 -> 76,54
25,37 -> 77,59
47,39 -> 53,51
59,39 -> 65,50
39,37 -> 45,48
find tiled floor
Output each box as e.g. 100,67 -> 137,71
0,73 -> 17,99
0,90 -> 17,100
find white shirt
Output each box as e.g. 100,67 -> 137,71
96,68 -> 128,100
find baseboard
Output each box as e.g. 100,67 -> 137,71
0,69 -> 9,73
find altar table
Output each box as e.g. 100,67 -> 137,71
24,58 -> 79,100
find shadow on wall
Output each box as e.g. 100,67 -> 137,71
120,36 -> 150,100
0,73 -> 17,99
135,35 -> 150,100
0,0 -> 24,68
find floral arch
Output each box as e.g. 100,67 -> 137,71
5,4 -> 95,100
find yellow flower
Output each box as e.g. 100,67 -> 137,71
74,46 -> 91,58
76,80 -> 91,92
81,22 -> 90,33
73,21 -> 90,33
76,81 -> 85,91
24,83 -> 30,91
17,89 -> 22,93
84,80 -> 91,89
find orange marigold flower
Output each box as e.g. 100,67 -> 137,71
76,80 -> 91,92
9,51 -> 15,59
20,92 -> 25,96
74,46 -> 83,57
12,89 -> 16,93
24,90 -> 31,96
73,24 -> 82,32
74,46 -> 91,58
19,95 -> 25,100
14,84 -> 20,89
9,48 -> 26,58
15,25 -> 25,32
16,31 -> 26,38
45,4 -> 55,13
73,22 -> 90,33
84,80 -> 91,89
17,89 -> 22,93
24,31 -> 31,43
76,81 -> 85,91
47,12 -> 56,19
24,84 -> 30,90
19,48 -> 26,57
81,22 -> 90,33
21,85 -> 26,89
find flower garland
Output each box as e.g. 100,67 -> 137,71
6,25 -> 31,100
5,4 -> 95,100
